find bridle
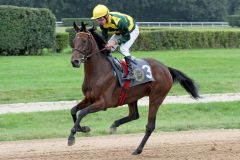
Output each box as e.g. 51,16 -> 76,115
73,32 -> 107,63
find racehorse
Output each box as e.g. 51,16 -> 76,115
68,22 -> 200,155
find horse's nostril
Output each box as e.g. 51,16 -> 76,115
71,60 -> 80,68
74,60 -> 79,64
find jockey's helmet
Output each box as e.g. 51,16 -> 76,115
91,4 -> 109,19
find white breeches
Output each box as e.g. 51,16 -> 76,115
108,25 -> 139,56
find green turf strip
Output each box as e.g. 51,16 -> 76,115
0,101 -> 239,141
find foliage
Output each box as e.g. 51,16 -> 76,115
0,5 -> 56,55
136,29 -> 240,50
228,15 -> 240,27
54,33 -> 69,53
0,0 -> 235,22
65,28 -> 75,48
66,27 -> 240,50
228,0 -> 240,15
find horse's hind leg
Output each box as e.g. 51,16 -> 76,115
110,101 -> 139,134
132,97 -> 164,155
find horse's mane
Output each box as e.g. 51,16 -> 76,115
88,28 -> 105,49
88,27 -> 110,55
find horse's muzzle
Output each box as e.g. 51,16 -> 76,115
71,60 -> 81,68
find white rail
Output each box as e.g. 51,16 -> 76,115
56,21 -> 63,26
56,21 -> 229,27
136,22 -> 229,27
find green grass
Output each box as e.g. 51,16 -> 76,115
0,101 -> 240,141
136,49 -> 240,96
0,48 -> 240,104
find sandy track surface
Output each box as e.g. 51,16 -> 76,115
1,93 -> 240,114
0,130 -> 240,160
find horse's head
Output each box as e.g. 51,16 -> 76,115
71,22 -> 95,68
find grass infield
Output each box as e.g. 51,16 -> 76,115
0,48 -> 239,104
0,101 -> 239,141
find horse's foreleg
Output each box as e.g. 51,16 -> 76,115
132,100 -> 162,155
68,99 -> 105,146
110,101 -> 139,134
71,98 -> 90,123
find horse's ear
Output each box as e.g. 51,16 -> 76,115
73,22 -> 80,32
81,22 -> 87,32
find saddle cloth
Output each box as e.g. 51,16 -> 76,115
107,55 -> 155,87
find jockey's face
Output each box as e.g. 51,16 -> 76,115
96,16 -> 107,25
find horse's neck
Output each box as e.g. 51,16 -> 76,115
84,48 -> 111,80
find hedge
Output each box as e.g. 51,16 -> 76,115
54,33 -> 69,53
66,27 -> 240,50
62,18 -> 97,27
0,5 -> 56,55
132,30 -> 240,50
228,15 -> 240,27
65,28 -> 76,48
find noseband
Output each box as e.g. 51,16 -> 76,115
73,32 -> 107,63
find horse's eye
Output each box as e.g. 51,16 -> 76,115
82,40 -> 86,44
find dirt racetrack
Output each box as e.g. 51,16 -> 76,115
0,130 -> 240,160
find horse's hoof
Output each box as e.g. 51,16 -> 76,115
109,127 -> 117,134
68,136 -> 75,146
81,126 -> 91,133
132,149 -> 142,155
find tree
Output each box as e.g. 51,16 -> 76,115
0,0 -> 232,22
228,0 -> 240,15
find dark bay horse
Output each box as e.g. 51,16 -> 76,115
69,22 -> 200,155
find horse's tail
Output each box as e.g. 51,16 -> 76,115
168,67 -> 200,99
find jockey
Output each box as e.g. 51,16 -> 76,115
91,4 -> 139,80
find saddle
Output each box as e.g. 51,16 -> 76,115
107,55 -> 155,87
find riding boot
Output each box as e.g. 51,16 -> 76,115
124,56 -> 135,80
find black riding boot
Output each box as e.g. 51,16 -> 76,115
124,56 -> 134,80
